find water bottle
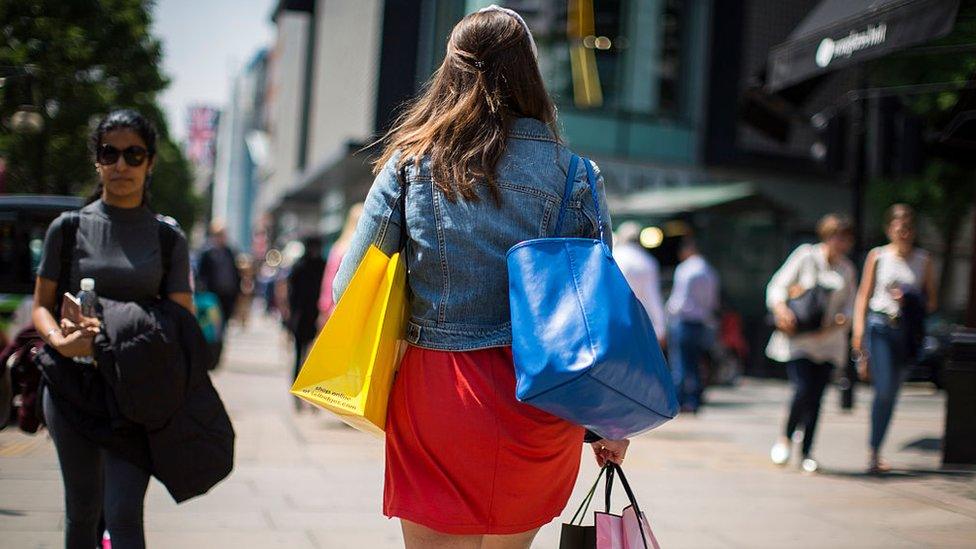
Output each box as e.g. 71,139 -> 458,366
75,278 -> 98,365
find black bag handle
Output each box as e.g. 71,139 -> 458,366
568,465 -> 607,526
604,463 -> 650,549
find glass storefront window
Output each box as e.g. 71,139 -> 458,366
658,0 -> 685,114
504,0 -> 687,118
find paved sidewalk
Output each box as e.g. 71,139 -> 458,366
1,311 -> 974,548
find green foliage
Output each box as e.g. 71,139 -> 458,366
869,3 -> 976,124
866,2 -> 976,311
865,2 -> 976,235
867,161 -> 975,244
149,137 -> 199,230
0,0 -> 198,230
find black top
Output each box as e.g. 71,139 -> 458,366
39,200 -> 191,301
287,255 -> 327,340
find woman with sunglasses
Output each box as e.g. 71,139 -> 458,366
32,109 -> 193,548
852,204 -> 937,474
333,7 -> 625,548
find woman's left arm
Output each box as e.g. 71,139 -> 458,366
333,154 -> 405,303
924,256 -> 938,314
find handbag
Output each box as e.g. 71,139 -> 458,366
785,253 -> 831,334
507,155 -> 678,440
290,186 -> 408,436
560,463 -> 661,549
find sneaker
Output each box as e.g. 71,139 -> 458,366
801,457 -> 819,473
770,440 -> 790,466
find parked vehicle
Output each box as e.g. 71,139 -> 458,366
0,195 -> 84,344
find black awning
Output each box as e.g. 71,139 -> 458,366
767,0 -> 959,92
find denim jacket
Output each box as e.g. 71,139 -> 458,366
334,117 -> 613,351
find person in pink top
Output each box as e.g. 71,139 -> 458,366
317,204 -> 363,327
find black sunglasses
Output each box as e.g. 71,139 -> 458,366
97,144 -> 149,167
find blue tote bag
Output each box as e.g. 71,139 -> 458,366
507,155 -> 678,440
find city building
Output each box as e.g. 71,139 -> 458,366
249,0 -> 971,372
258,0 -> 421,243
212,49 -> 270,252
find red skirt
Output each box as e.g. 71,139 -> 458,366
383,345 -> 584,535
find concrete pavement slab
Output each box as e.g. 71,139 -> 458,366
1,310 -> 973,548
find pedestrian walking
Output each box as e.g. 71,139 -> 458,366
197,220 -> 242,335
286,236 -> 326,412
666,236 -> 720,414
317,203 -> 363,327
614,221 -> 667,347
853,204 -> 937,474
332,6 -> 627,547
767,214 -> 856,473
32,109 -> 233,549
234,254 -> 256,328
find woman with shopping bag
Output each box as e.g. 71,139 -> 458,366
330,6 -> 630,548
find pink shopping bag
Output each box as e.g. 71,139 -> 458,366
559,463 -> 662,549
596,505 -> 661,549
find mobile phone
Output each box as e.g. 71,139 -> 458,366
62,292 -> 82,323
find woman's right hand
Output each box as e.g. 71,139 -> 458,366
773,303 -> 797,335
856,355 -> 871,382
52,330 -> 96,359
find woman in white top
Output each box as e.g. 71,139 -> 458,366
853,204 -> 937,474
767,214 -> 857,473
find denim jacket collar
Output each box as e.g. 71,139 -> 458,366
509,117 -> 556,142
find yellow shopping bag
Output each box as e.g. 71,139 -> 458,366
290,245 -> 408,436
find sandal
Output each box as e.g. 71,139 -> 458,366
868,457 -> 892,474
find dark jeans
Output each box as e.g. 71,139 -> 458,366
43,388 -> 150,549
217,292 -> 238,335
669,320 -> 710,411
867,313 -> 910,451
293,335 -> 313,409
784,359 -> 833,457
293,335 -> 313,382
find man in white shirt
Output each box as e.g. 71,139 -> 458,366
613,222 -> 666,347
666,236 -> 720,413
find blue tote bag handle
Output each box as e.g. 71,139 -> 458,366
552,155 -> 606,246
508,153 -> 678,440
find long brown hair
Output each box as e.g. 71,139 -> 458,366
374,8 -> 558,204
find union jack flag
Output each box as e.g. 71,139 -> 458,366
186,106 -> 220,167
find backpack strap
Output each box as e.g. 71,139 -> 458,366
157,217 -> 179,297
56,212 -> 81,314
53,211 -> 180,302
